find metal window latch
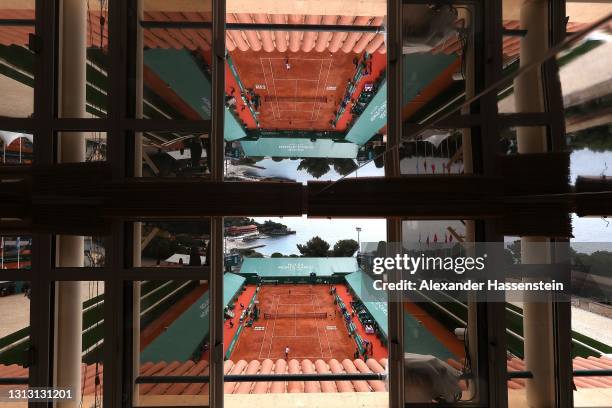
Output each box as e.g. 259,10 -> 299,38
28,34 -> 42,54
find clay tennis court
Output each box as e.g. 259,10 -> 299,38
229,50 -> 359,131
229,284 -> 358,361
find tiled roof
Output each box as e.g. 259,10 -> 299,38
2,356 -> 611,395
2,9 -> 606,59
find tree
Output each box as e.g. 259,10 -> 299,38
332,239 -> 359,257
331,159 -> 358,176
296,236 -> 331,257
270,252 -> 284,258
297,158 -> 331,178
506,240 -> 521,264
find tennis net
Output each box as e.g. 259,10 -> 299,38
263,312 -> 327,319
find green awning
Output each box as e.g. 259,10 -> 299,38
240,138 -> 359,159
140,273 -> 245,363
345,54 -> 458,146
402,53 -> 458,105
344,269 -> 388,339
224,272 -> 246,306
239,257 -> 359,277
144,49 -> 247,141
140,290 -> 209,363
404,313 -> 455,360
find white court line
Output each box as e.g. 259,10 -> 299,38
260,58 -> 278,120
267,58 -> 282,120
293,79 -> 298,115
311,60 -> 325,121
262,57 -> 333,62
259,294 -> 279,360
273,78 -> 320,82
313,295 -> 325,358
271,335 -> 320,338
322,298 -> 333,357
267,294 -> 280,358
257,294 -> 274,359
314,59 -> 333,121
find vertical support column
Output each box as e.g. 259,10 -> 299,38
131,0 -> 144,403
521,238 -> 555,407
514,1 -> 555,407
386,0 -> 404,405
515,1 -> 548,153
210,0 -> 226,405
55,1 -> 86,406
53,280 -> 83,408
459,7 -> 481,401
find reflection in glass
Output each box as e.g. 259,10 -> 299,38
56,132 -> 107,163
140,1 -> 212,121
0,4 -> 34,119
402,220 -> 470,403
137,221 -> 210,267
56,1 -> 109,118
0,236 -> 31,270
53,236 -> 106,268
570,231 -> 612,407
0,280 -> 30,407
400,130 -> 464,176
223,1 -> 387,182
135,279 -> 210,406
141,131 -> 210,178
0,131 -> 33,165
78,281 -> 105,406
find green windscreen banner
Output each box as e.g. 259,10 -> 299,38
345,79 -> 387,145
344,269 -> 388,339
223,272 -> 246,306
240,138 -> 359,159
239,257 -> 360,277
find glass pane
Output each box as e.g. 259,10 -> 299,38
58,1 -> 109,117
0,236 -> 31,270
402,220 -> 476,404
141,131 -> 211,178
53,236 -> 106,268
224,0 -> 387,183
136,221 -> 210,268
0,131 -> 33,165
0,280 -> 30,408
0,2 -> 34,118
53,281 -> 104,406
134,279 -> 210,406
56,132 -> 107,163
224,216 -> 388,405
140,1 -> 212,120
400,129 -> 465,175
570,229 -> 612,407
556,27 -> 612,407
